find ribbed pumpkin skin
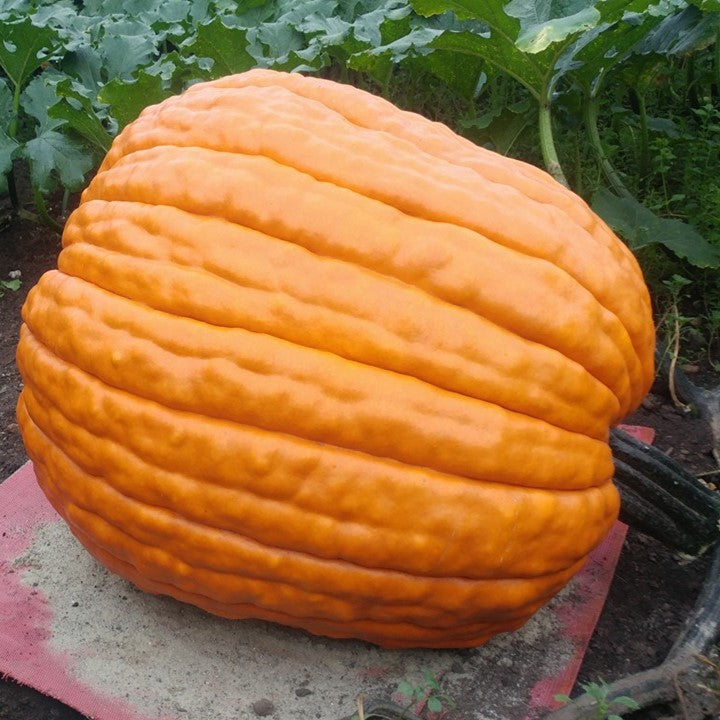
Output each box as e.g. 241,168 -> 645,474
16,70 -> 654,649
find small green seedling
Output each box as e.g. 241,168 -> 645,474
554,680 -> 640,720
0,271 -> 21,297
396,670 -> 455,716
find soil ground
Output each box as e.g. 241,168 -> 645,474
1,209 -> 719,720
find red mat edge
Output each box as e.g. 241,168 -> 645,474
0,461 -> 172,720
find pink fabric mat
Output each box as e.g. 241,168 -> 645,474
1,461 -> 627,720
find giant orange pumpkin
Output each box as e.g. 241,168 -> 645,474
16,69 -> 654,649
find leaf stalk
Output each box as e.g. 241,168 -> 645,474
538,98 -> 569,187
583,90 -> 632,198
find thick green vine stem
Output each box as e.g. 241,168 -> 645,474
610,346 -> 720,557
584,91 -> 633,198
538,100 -> 569,188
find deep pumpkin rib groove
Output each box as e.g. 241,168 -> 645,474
71,521 -> 568,643
199,70 -> 593,225
19,307 -> 614,493
100,82 -> 648,395
76,541 -> 533,648
85,146 -> 639,415
20,403 -> 585,622
57,239 -> 617,441
18,325 -> 614,502
20,375 -> 617,581
95,132 -> 645,411
63,199 -> 623,434
187,70 -> 653,376
17,70 -> 655,648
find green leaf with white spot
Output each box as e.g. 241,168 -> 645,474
0,17 -> 61,91
512,6 -> 601,53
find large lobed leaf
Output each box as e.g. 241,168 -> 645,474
0,17 -> 60,91
592,188 -> 720,269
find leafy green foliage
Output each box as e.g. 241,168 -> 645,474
180,17 -> 257,75
395,670 -> 455,717
592,188 -> 720,267
0,270 -> 21,298
99,70 -> 174,130
554,680 -> 640,720
0,17 -> 60,92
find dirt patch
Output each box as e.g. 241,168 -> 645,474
0,217 -> 61,479
0,211 -> 718,720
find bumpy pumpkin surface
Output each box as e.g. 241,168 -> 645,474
16,69 -> 655,648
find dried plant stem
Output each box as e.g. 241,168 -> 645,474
356,694 -> 365,720
668,307 -> 691,413
697,469 -> 720,478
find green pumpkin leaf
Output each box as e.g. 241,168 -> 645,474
412,47 -> 486,99
463,102 -> 533,153
636,4 -> 719,56
31,1 -> 80,33
688,0 -> 720,9
592,188 -> 720,268
63,45 -> 105,93
180,17 -> 257,76
99,70 -> 173,129
24,128 -> 93,192
427,28 -> 545,99
49,91 -> 112,153
98,29 -> 158,81
0,128 -> 18,194
0,79 -> 15,192
0,17 -> 60,91
410,0 -> 584,100
20,73 -> 63,130
0,77 -> 13,127
506,0 -> 601,53
254,21 -> 305,60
